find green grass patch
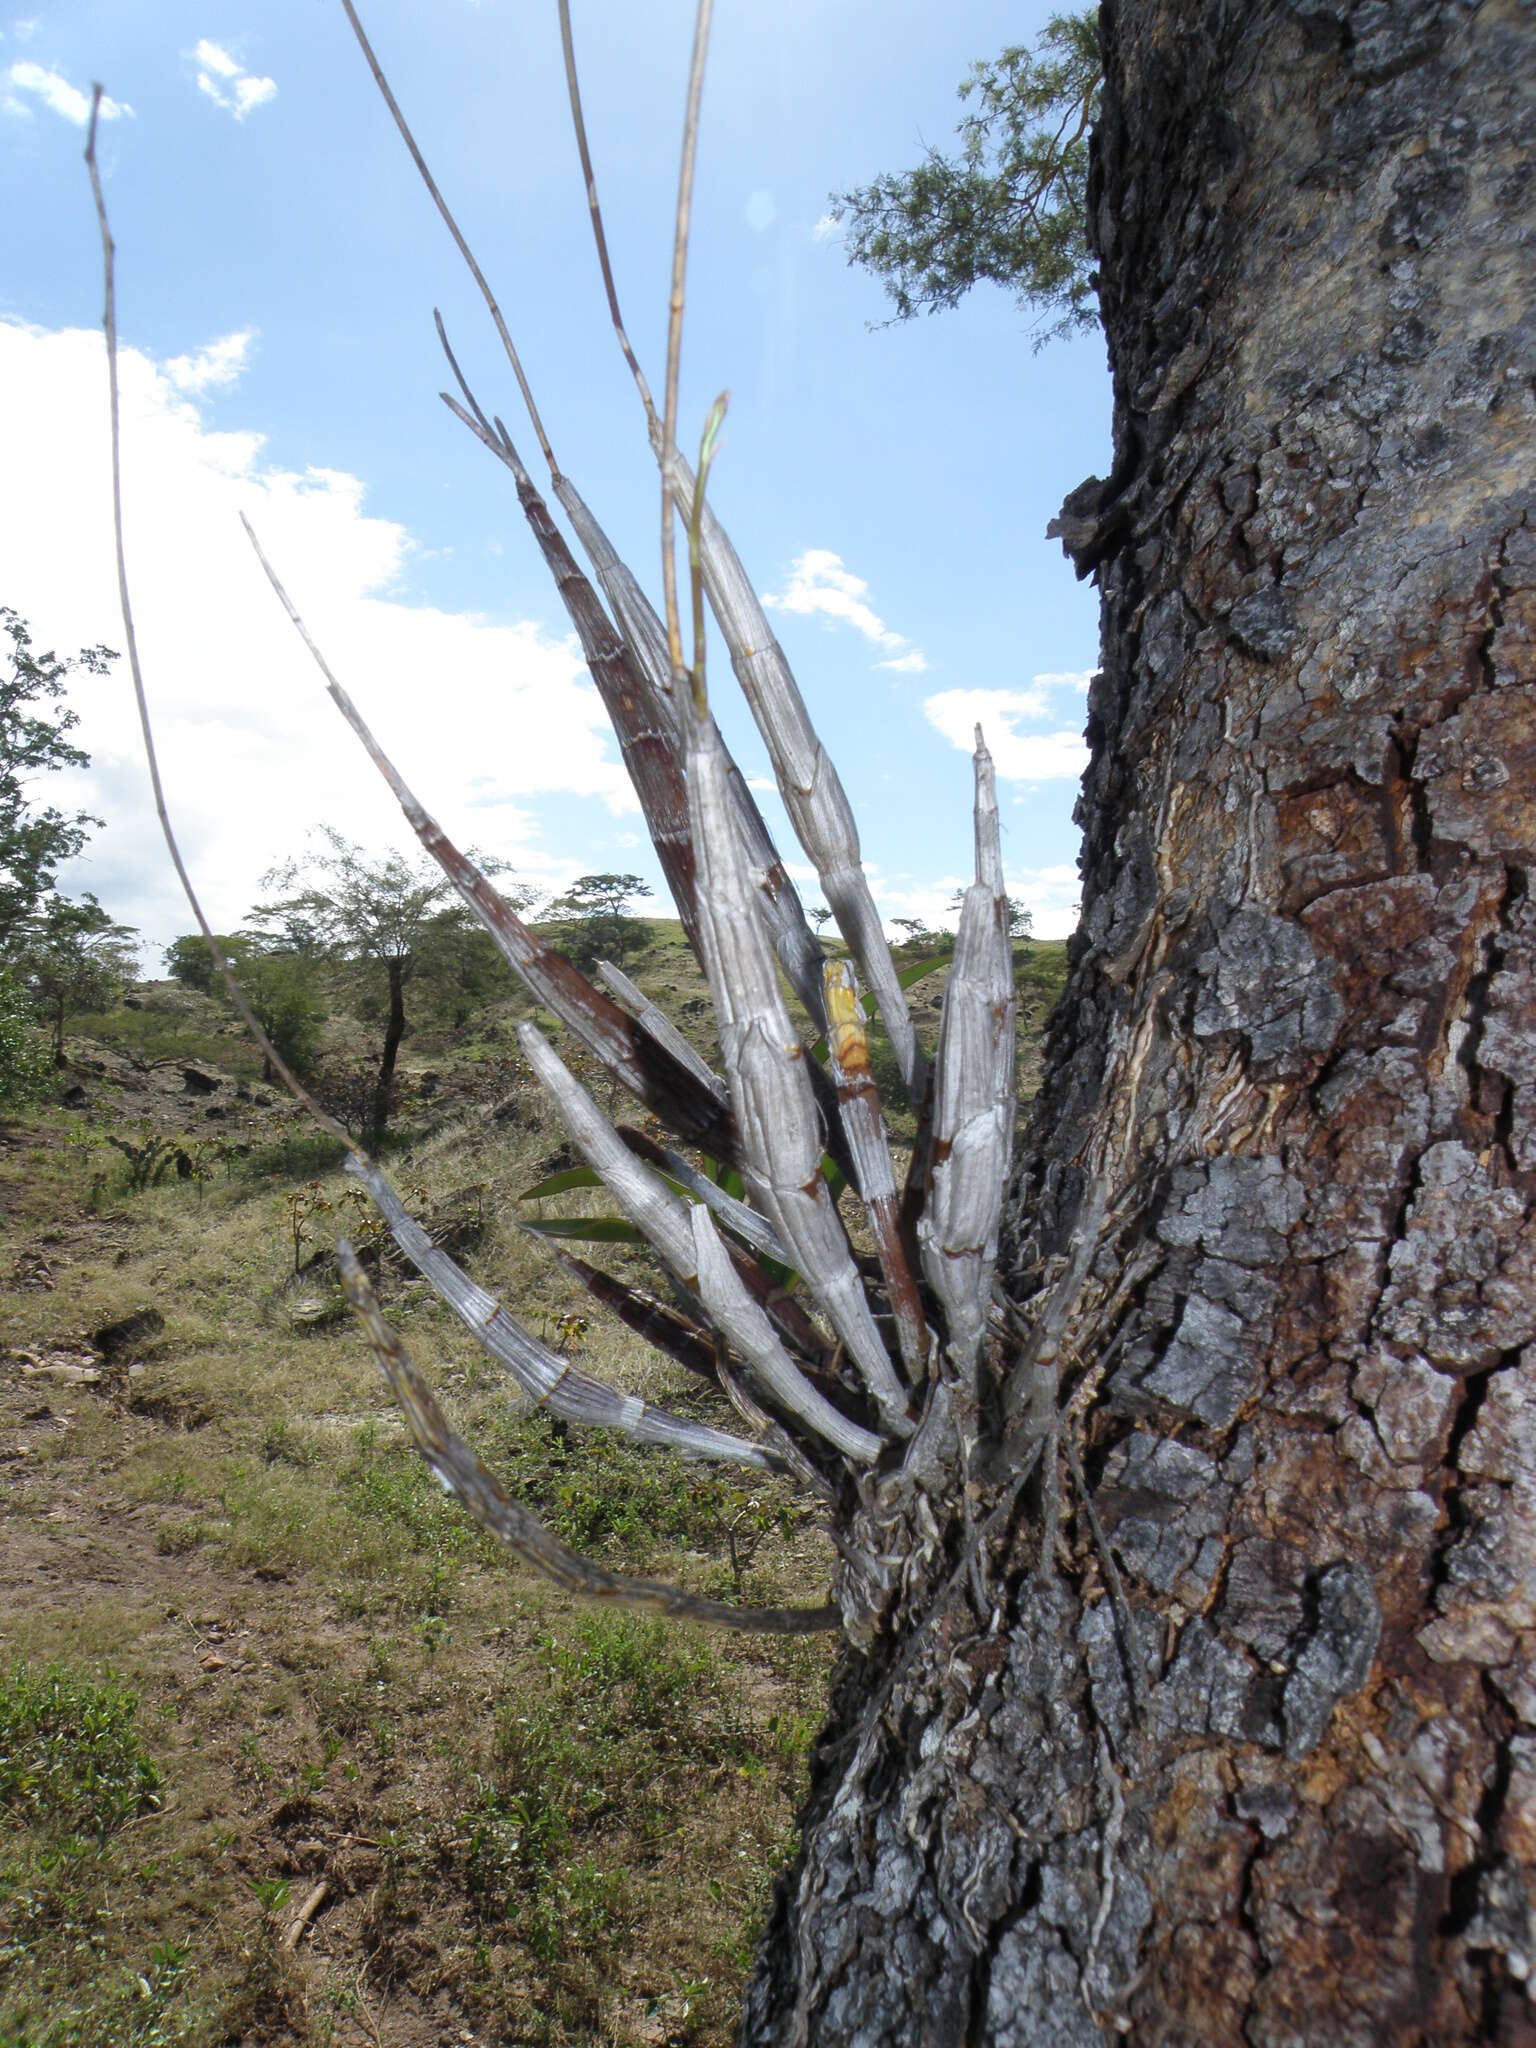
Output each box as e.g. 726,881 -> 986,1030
0,1662 -> 163,1840
486,1413 -> 792,1570
0,1664 -> 210,2048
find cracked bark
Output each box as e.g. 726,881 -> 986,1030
743,2 -> 1535,2041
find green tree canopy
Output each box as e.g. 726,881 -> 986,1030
830,10 -> 1100,344
163,932 -> 254,993
164,931 -> 325,1080
946,887 -> 1033,942
550,872 -> 654,971
17,893 -> 139,1064
255,827 -> 458,1136
236,950 -> 326,1081
0,607 -> 117,944
254,827 -> 454,969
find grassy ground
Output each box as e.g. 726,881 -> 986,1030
0,925 -> 1066,2046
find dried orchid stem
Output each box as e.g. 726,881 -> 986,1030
519,1022 -> 880,1462
660,0 -> 715,679
533,1237 -> 720,1383
683,701 -> 914,1435
447,381 -> 853,1178
551,469 -> 831,1039
692,1207 -> 882,1464
552,470 -> 680,736
347,1157 -> 778,1471
497,414 -> 703,950
917,729 -> 1016,1382
689,393 -> 728,714
556,0 -> 659,424
241,516 -> 737,1163
596,960 -> 725,1099
618,1124 -> 788,1266
554,0 -> 878,1066
337,0 -> 555,470
87,125 -> 752,1508
336,1242 -> 837,1635
663,439 -> 927,1108
441,389 -> 515,473
823,959 -> 929,1383
431,321 -> 704,954
708,1336 -> 839,1506
434,307 -> 499,447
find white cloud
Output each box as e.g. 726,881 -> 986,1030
763,548 -> 925,670
745,774 -> 776,793
872,862 -> 1081,942
191,41 -> 276,121
163,329 -> 256,395
194,38 -> 240,78
5,61 -> 130,125
876,648 -> 928,674
811,214 -> 838,243
1033,668 -> 1093,693
234,73 -> 277,116
0,320 -> 638,957
923,684 -> 1089,784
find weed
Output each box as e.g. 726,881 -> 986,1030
246,1875 -> 291,1915
153,1465 -> 192,1504
0,1662 -> 162,1838
0,1666 -> 189,2046
487,1413 -> 785,1567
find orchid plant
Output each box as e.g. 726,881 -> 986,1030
85,0 -> 1018,1642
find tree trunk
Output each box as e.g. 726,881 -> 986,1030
372,955 -> 407,1138
745,3 -> 1534,2042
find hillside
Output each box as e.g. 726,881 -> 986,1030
0,925 -> 1067,2046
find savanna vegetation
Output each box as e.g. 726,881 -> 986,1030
0,889 -> 1066,2045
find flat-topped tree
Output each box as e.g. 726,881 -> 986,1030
549,871 -> 653,972
87,1 -> 1536,2039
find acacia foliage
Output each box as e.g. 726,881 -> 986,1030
0,607 -> 115,944
830,10 -> 1100,344
16,892 -> 139,1063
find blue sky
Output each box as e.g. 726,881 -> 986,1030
0,2 -> 1109,961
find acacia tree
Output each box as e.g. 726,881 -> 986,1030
257,828 -> 453,1137
18,893 -> 138,1063
550,870 -> 653,970
89,0 -> 1534,2039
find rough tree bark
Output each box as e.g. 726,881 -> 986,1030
745,2 -> 1534,2041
